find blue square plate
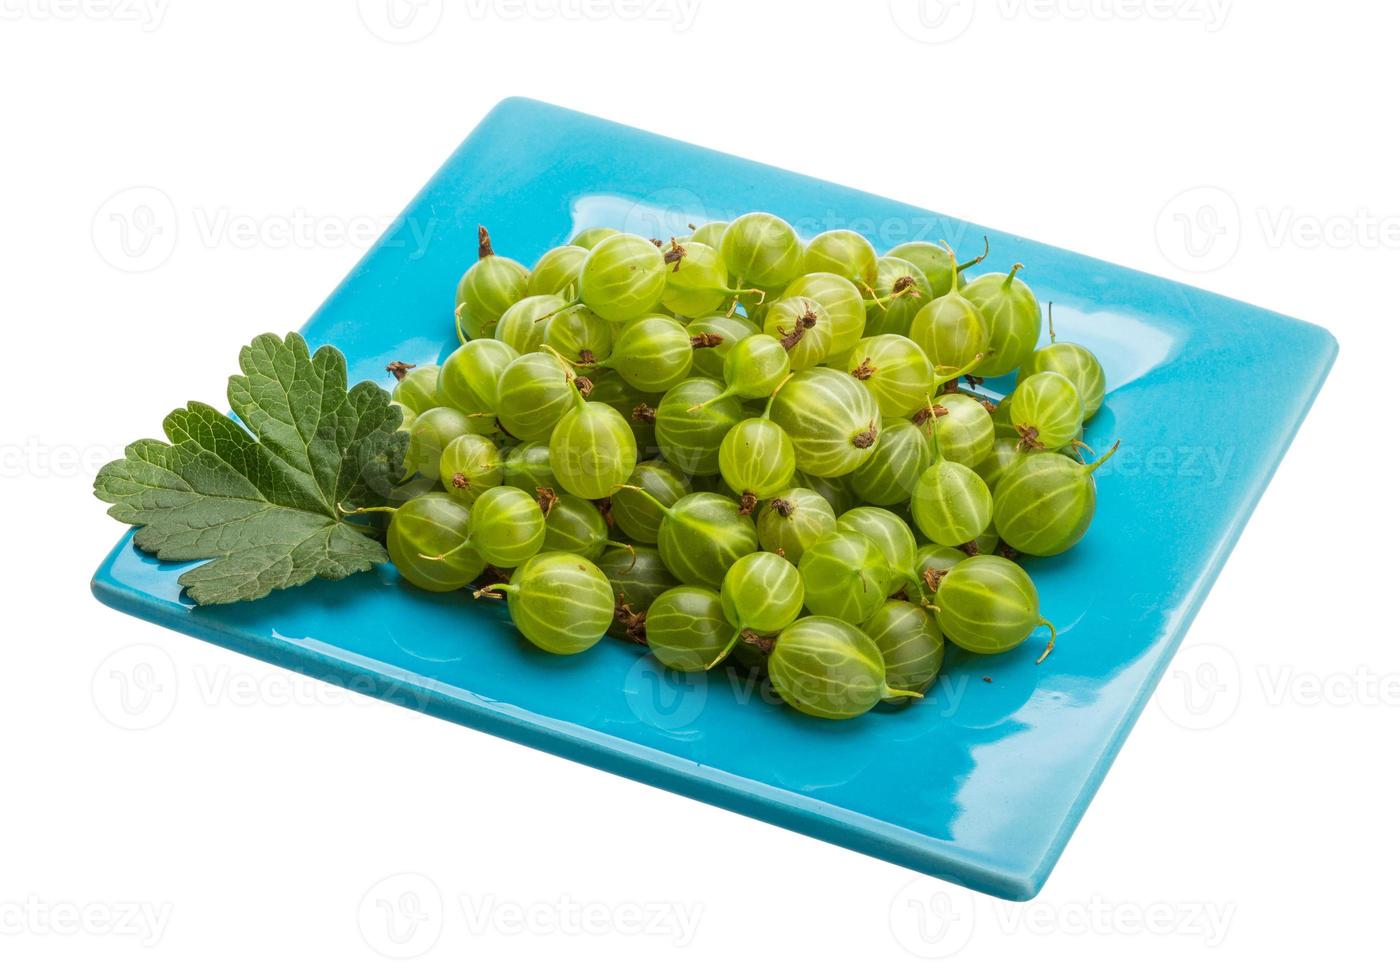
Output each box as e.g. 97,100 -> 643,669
91,98 -> 1336,900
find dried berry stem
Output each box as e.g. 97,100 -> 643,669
738,491 -> 758,516
663,237 -> 686,271
535,487 -> 558,517
739,630 -> 776,655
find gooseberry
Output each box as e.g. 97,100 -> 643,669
835,506 -> 922,597
780,271 -> 868,362
570,226 -> 618,249
863,600 -> 945,702
654,377 -> 748,475
548,368 -> 639,500
908,244 -> 990,373
658,238 -> 760,317
455,226 -> 528,340
501,441 -> 557,495
798,529 -> 892,624
494,351 -> 581,441
846,418 -> 931,506
646,586 -> 733,672
762,296 -> 833,371
686,220 -> 728,250
991,440 -> 1120,556
640,490 -> 759,590
686,313 -> 758,379
864,256 -> 931,337
1009,370 -> 1083,451
768,617 -> 921,720
720,212 -> 804,291
437,338 -> 518,419
847,334 -> 936,417
600,314 -> 696,392
801,229 -> 878,287
756,488 -> 837,566
717,551 -> 804,660
495,294 -> 567,355
767,368 -> 880,478
577,233 -> 667,322
527,245 -> 588,301
927,554 -> 1055,661
1017,302 -> 1107,419
406,406 -> 477,479
910,413 -> 993,547
476,551 -> 614,655
921,392 -> 996,468
888,234 -> 987,299
610,458 -> 689,545
438,433 -> 504,506
717,415 -> 797,512
388,361 -> 441,416
381,493 -> 484,592
961,263 -> 1041,377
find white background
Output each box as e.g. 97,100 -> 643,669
2,0 -> 1396,974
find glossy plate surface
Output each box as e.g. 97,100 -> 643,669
91,98 -> 1336,900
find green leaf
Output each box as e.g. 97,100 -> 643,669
94,333 -> 408,604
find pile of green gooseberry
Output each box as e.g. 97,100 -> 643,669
379,217 -> 1117,721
